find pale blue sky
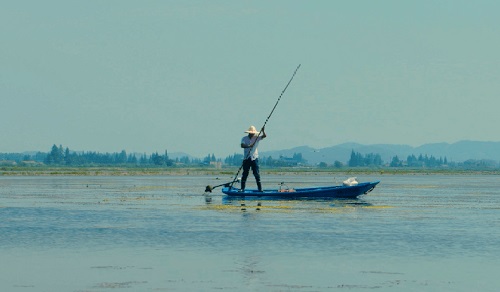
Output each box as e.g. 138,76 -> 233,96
1,1 -> 499,158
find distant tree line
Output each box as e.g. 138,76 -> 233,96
264,153 -> 307,167
43,145 -> 169,166
345,150 -> 452,168
390,154 -> 448,168
389,154 -> 499,169
461,159 -> 498,169
41,145 -> 209,166
348,150 -> 383,167
2,145 -> 499,170
0,152 -> 46,163
1,145 -> 222,167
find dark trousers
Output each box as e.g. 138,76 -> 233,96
241,158 -> 262,191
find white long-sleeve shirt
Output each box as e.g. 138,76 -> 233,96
241,135 -> 263,160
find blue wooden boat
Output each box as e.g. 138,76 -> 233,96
221,181 -> 379,199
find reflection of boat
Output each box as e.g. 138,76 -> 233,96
221,181 -> 379,199
221,196 -> 373,208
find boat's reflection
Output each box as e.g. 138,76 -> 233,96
221,195 -> 372,208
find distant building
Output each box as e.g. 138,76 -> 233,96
20,160 -> 44,166
210,161 -> 222,169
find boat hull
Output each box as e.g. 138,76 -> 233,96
221,181 -> 379,199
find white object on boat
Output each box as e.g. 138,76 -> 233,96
343,177 -> 359,186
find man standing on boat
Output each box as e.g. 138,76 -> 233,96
240,125 -> 267,192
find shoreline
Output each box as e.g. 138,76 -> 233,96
1,166 -> 499,176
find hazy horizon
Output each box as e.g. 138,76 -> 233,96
4,139 -> 499,161
2,1 -> 500,157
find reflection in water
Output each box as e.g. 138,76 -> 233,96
200,194 -> 376,214
221,195 -> 372,209
237,255 -> 266,287
204,194 -> 213,204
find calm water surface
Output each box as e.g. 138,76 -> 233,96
1,174 -> 499,291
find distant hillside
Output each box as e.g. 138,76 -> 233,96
261,141 -> 500,165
